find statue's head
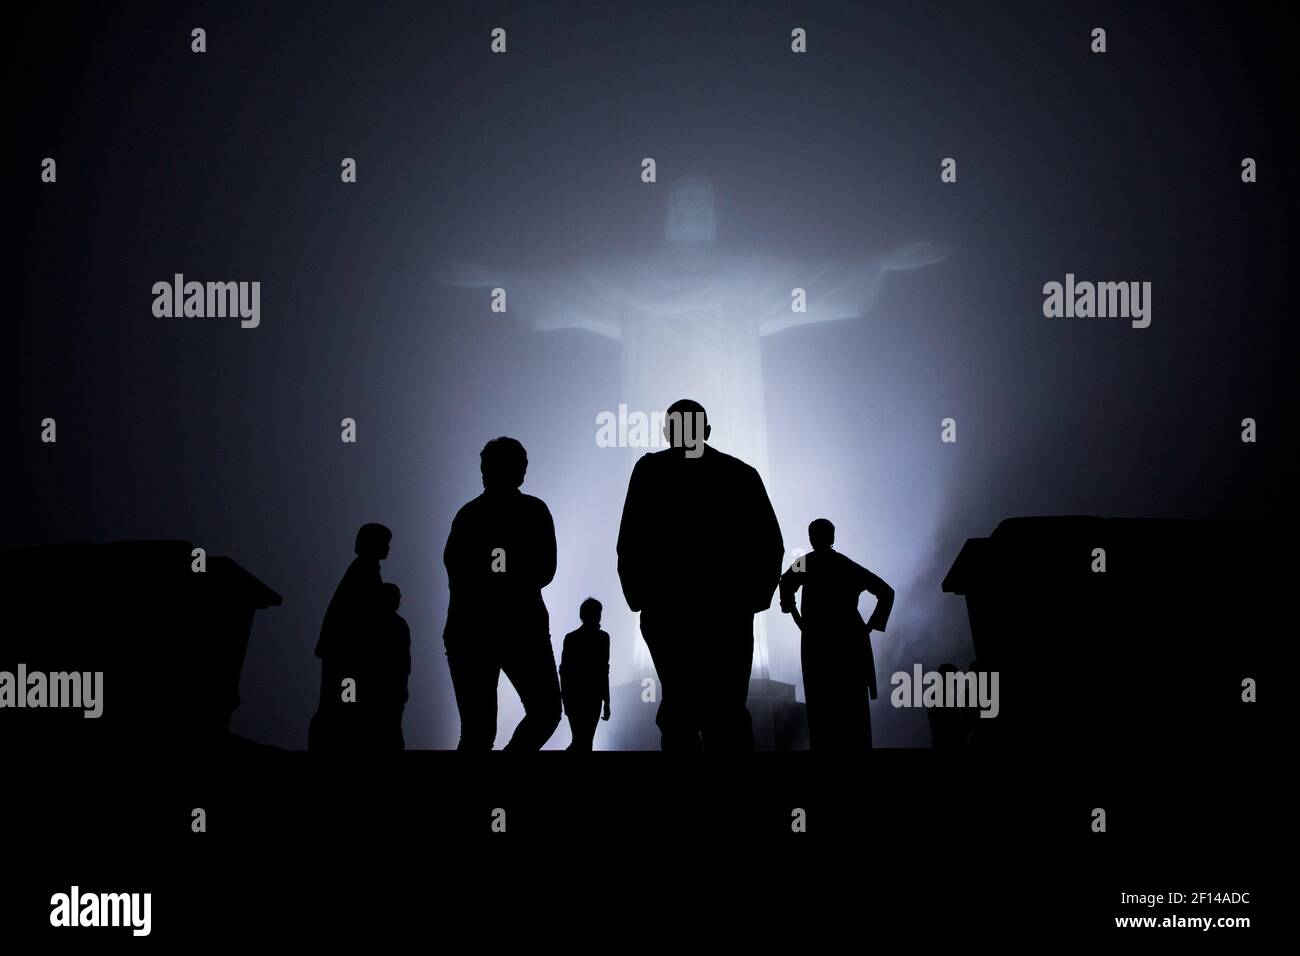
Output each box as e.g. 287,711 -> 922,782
665,174 -> 716,245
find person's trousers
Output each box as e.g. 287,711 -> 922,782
446,632 -> 561,751
564,697 -> 602,750
801,634 -> 873,750
639,608 -> 754,751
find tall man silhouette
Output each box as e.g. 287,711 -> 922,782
443,437 -> 562,750
779,519 -> 894,749
617,399 -> 784,750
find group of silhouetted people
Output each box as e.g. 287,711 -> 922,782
310,398 -> 893,752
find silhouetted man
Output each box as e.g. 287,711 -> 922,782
617,399 -> 784,750
779,519 -> 894,749
443,437 -> 562,750
560,598 -> 611,751
310,522 -> 391,752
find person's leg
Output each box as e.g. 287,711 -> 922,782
566,699 -> 599,750
844,635 -> 875,750
354,665 -> 387,751
334,657 -> 369,752
308,673 -> 328,752
562,694 -> 586,750
500,633 -> 562,751
307,710 -> 325,752
813,646 -> 872,751
702,614 -> 755,751
640,609 -> 701,751
310,661 -> 342,751
583,700 -> 603,749
389,703 -> 407,751
446,644 -> 500,751
801,637 -> 821,750
854,670 -> 874,749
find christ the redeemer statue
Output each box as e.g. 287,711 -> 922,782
436,174 -> 952,678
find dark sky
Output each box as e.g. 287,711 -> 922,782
8,1 -> 1291,748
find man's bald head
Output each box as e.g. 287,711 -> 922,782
663,399 -> 710,458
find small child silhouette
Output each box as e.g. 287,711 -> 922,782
559,598 -> 611,751
369,582 -> 411,750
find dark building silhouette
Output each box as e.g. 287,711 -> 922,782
942,516 -> 1266,751
607,673 -> 809,751
0,540 -> 280,752
743,677 -> 810,750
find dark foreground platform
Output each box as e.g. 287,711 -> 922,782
2,749 -> 1273,943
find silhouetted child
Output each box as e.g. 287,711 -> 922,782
779,519 -> 894,750
310,523 -> 391,752
368,583 -> 411,750
560,597 -> 611,750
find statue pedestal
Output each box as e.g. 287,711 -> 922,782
607,675 -> 808,750
607,677 -> 661,751
747,678 -> 807,751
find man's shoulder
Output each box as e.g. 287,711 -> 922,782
518,492 -> 551,512
519,493 -> 555,531
344,556 -> 379,579
706,445 -> 757,474
702,447 -> 765,491
457,491 -> 551,516
634,445 -> 758,475
820,548 -> 854,568
632,448 -> 668,469
453,494 -> 486,519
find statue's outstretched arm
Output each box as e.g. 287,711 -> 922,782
882,240 -> 956,272
758,242 -> 954,336
434,261 -> 623,340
